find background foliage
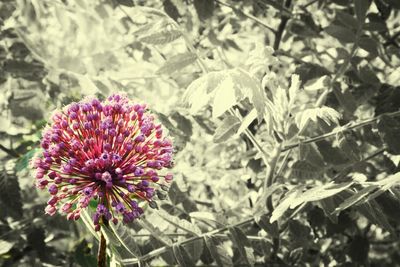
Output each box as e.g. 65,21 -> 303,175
0,0 -> 400,266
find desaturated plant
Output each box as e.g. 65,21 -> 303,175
1,0 -> 399,266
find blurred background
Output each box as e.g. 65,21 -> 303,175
0,0 -> 400,266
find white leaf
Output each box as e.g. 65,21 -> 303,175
183,72 -> 222,114
295,106 -> 341,130
288,74 -> 301,106
213,115 -> 241,143
236,109 -> 257,137
156,52 -> 197,75
212,75 -> 238,118
289,182 -> 354,209
270,185 -> 305,223
0,240 -> 13,255
76,74 -> 99,95
183,69 -> 268,122
304,75 -> 331,91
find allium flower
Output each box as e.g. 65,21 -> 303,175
31,94 -> 173,231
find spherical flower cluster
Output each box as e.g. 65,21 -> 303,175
31,94 -> 173,231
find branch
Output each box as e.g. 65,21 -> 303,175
333,147 -> 386,182
253,0 -> 292,17
121,214 -> 261,264
282,110 -> 400,152
264,144 -> 282,211
273,0 -> 292,50
0,144 -> 19,158
215,0 -> 277,33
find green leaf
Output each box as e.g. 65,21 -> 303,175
228,227 -> 254,266
16,147 -> 40,172
157,210 -> 202,236
204,235 -> 233,267
156,52 -> 197,75
193,0 -> 214,20
334,185 -> 379,214
213,115 -> 241,143
354,0 -> 371,23
377,115 -> 400,154
325,24 -> 356,43
74,239 -> 97,267
172,244 -> 194,267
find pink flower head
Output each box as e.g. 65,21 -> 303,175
31,94 -> 174,230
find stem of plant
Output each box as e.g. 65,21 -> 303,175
282,110 -> 400,152
97,230 -> 107,267
215,0 -> 277,33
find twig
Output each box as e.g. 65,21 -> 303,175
303,0 -> 318,8
265,144 -> 282,211
0,144 -> 20,158
282,110 -> 400,152
274,49 -> 311,65
316,21 -> 361,107
272,150 -> 291,184
273,0 -> 292,50
253,0 -> 292,17
333,147 -> 386,182
215,0 -> 277,33
121,214 -> 262,264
